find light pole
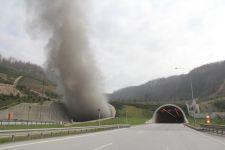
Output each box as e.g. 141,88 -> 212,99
116,117 -> 119,128
125,111 -> 128,124
42,73 -> 45,100
40,105 -> 42,122
40,73 -> 45,122
28,105 -> 31,125
98,109 -> 101,126
175,67 -> 196,126
189,77 -> 196,126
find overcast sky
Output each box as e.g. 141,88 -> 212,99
1,0 -> 225,93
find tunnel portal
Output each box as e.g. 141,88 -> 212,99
152,104 -> 188,123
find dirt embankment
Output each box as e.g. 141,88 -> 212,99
0,83 -> 23,97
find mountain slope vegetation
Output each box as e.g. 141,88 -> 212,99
109,60 -> 225,102
0,55 -> 59,109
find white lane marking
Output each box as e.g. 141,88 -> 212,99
0,135 -> 91,150
93,143 -> 112,150
189,128 -> 225,146
0,128 -> 126,150
137,131 -> 144,134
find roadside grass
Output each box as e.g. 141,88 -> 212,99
72,117 -> 148,127
0,102 -> 153,131
0,124 -> 63,130
117,105 -> 152,125
0,137 -> 11,144
18,76 -> 57,96
71,118 -> 118,127
187,116 -> 225,126
0,127 -> 113,144
72,105 -> 153,127
0,104 -> 150,130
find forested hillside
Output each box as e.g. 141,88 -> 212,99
0,55 -> 46,82
109,60 -> 225,102
0,55 -> 59,109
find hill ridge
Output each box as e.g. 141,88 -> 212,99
109,60 -> 225,102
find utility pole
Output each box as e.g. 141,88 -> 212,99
27,105 -> 31,125
190,78 -> 196,126
117,117 -> 119,128
40,73 -> 45,122
125,111 -> 128,124
40,106 -> 42,122
98,109 -> 101,126
175,67 -> 196,126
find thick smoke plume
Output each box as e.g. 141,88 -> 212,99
25,0 -> 113,121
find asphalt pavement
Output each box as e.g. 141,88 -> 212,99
0,124 -> 225,150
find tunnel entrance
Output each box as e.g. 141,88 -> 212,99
152,104 -> 187,123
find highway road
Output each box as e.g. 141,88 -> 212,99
0,124 -> 225,150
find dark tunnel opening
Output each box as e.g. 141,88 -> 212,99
155,106 -> 185,123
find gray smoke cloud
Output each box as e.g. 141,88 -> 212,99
25,0 -> 113,121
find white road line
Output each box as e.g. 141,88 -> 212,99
136,131 -> 144,134
93,143 -> 112,150
0,135 -> 91,150
0,128 -> 126,150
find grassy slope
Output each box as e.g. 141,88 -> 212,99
1,101 -> 225,130
72,104 -> 154,127
0,65 -> 60,109
188,116 -> 225,126
117,105 -> 152,125
18,76 -> 57,94
0,124 -> 63,130
0,102 -> 152,131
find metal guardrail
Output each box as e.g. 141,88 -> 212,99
184,124 -> 202,131
72,117 -> 115,124
200,124 -> 225,135
0,120 -> 63,126
0,124 -> 130,141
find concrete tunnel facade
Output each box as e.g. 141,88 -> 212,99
152,104 -> 188,123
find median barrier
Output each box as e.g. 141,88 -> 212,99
0,124 -> 131,142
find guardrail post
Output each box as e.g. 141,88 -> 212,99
0,123 -> 130,143
200,124 -> 225,135
12,135 -> 15,142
